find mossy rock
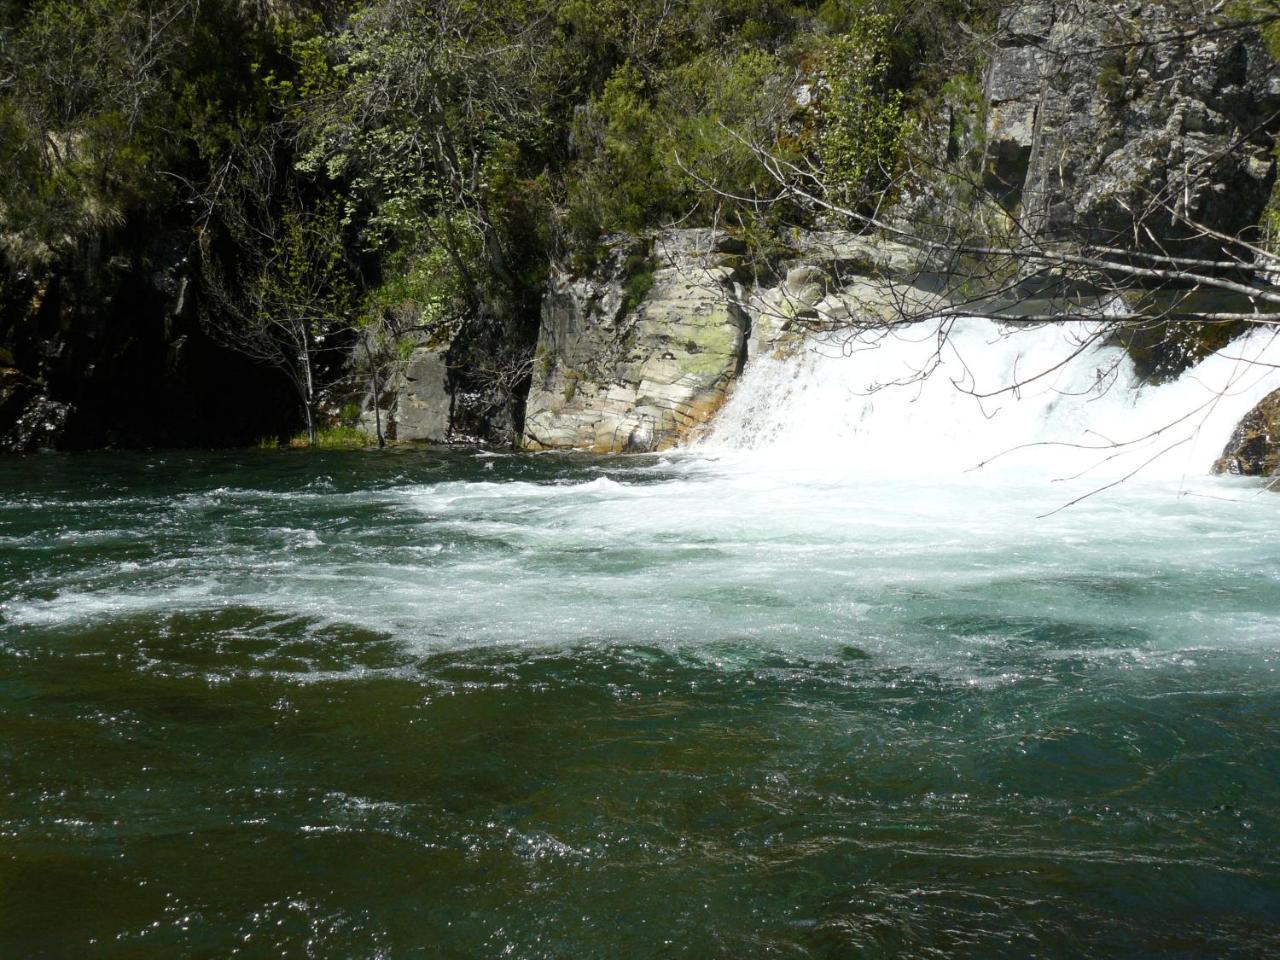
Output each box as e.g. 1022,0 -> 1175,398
1113,319 -> 1248,384
1213,388 -> 1280,475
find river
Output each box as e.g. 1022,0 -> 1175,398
2,319 -> 1279,957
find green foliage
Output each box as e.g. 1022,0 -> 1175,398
0,0 -> 1007,444
565,46 -> 790,247
814,13 -> 912,211
0,0 -> 170,262
621,251 -> 656,316
566,64 -> 666,244
290,424 -> 370,448
937,71 -> 988,169
1225,0 -> 1280,57
367,227 -> 476,340
251,197 -> 356,342
0,0 -> 305,269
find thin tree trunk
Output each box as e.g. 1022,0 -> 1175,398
303,399 -> 316,447
364,337 -> 386,448
300,327 -> 317,446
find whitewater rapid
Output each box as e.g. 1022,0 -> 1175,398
702,318 -> 1280,495
3,317 -> 1280,675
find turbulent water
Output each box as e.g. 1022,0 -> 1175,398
3,319 -> 1280,958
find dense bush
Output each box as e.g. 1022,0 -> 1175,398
0,0 -> 996,442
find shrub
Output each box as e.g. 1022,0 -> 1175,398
813,13 -> 912,212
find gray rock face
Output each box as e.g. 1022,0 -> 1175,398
358,327 -> 529,446
522,231 -> 749,452
984,1 -> 1279,251
745,233 -> 942,360
357,341 -> 453,444
391,346 -> 452,443
520,230 -> 942,453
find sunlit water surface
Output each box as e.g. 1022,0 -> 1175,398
1,446 -> 1278,959
4,322 -> 1280,957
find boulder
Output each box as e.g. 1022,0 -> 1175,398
1212,388 -> 1280,475
365,344 -> 452,443
0,368 -> 71,452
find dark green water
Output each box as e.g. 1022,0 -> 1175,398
2,449 -> 1279,958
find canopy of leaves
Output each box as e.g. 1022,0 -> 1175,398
0,0 -> 1004,439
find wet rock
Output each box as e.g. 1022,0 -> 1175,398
0,368 -> 72,452
1212,389 -> 1280,476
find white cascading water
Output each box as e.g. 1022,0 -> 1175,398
701,318 -> 1280,491
8,315 -> 1280,671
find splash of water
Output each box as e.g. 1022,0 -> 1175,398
702,318 -> 1280,488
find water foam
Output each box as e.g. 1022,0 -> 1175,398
702,318 -> 1280,488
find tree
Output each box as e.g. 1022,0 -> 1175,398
0,0 -> 191,267
197,135 -> 358,446
689,1 -> 1279,340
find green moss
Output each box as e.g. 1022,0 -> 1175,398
621,266 -> 655,316
1261,139 -> 1280,254
288,425 -> 371,449
535,350 -> 553,381
1097,56 -> 1127,107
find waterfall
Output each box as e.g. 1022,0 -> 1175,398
701,318 -> 1280,488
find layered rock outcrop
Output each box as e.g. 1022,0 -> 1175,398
522,232 -> 749,452
519,230 -> 941,453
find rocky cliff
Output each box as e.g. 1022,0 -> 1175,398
517,230 -> 940,453
984,0 -> 1278,251
521,232 -> 748,453
503,1 -> 1280,456
9,1 -> 1275,455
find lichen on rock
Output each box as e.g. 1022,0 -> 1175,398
521,230 -> 749,453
